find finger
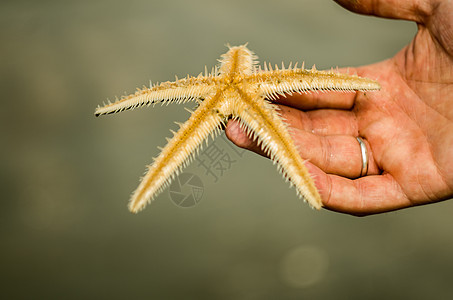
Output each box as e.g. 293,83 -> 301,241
279,105 -> 358,136
270,66 -> 379,111
227,105 -> 360,149
333,0 -> 431,23
273,89 -> 357,111
226,119 -> 267,157
316,170 -> 413,216
226,118 -> 379,178
291,131 -> 380,178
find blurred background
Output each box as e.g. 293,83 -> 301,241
1,0 -> 452,299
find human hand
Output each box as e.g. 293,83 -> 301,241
226,0 -> 453,216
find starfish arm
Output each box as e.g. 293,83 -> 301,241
250,68 -> 380,100
94,76 -> 217,117
128,91 -> 225,213
232,87 -> 322,209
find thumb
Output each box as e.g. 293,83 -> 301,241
333,0 -> 431,24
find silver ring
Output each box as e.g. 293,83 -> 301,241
356,137 -> 368,177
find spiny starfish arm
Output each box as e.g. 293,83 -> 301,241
94,77 -> 217,117
219,44 -> 257,76
250,68 -> 380,100
232,88 -> 322,209
128,91 -> 225,213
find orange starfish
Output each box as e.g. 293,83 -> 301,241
95,45 -> 380,213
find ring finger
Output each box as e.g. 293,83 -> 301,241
226,119 -> 380,178
291,131 -> 380,178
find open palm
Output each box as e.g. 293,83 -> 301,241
226,0 -> 453,215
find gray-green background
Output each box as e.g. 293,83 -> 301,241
2,0 -> 452,299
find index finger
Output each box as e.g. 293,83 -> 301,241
272,90 -> 357,111
270,66 -> 378,111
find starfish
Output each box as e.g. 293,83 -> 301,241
95,45 -> 380,213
